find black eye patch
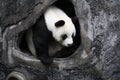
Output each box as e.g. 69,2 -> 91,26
55,20 -> 65,27
62,34 -> 67,40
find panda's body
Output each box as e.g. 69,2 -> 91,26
26,6 -> 76,65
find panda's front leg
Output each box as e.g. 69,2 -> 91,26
33,38 -> 53,65
36,46 -> 53,65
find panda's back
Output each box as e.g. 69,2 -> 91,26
44,6 -> 68,19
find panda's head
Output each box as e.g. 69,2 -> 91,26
44,6 -> 76,47
52,19 -> 76,47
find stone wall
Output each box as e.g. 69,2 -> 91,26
0,0 -> 120,80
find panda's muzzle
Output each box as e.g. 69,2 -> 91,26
67,43 -> 72,47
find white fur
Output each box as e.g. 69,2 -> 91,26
44,6 -> 76,47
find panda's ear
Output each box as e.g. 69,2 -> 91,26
72,16 -> 78,24
55,20 -> 65,27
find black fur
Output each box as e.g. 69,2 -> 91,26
32,15 -> 53,65
55,20 -> 65,27
72,16 -> 78,24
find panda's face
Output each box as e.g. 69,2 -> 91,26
52,20 -> 76,47
44,6 -> 76,47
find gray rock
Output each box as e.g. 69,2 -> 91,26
0,0 -> 120,80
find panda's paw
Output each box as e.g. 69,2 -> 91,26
39,57 -> 53,65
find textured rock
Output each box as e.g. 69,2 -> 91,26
0,0 -> 120,80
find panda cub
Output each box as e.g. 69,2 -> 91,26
26,6 -> 76,65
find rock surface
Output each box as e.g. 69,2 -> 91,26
0,0 -> 120,80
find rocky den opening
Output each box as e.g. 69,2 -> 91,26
19,0 -> 81,58
2,0 -> 91,70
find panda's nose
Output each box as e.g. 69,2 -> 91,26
67,43 -> 72,47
